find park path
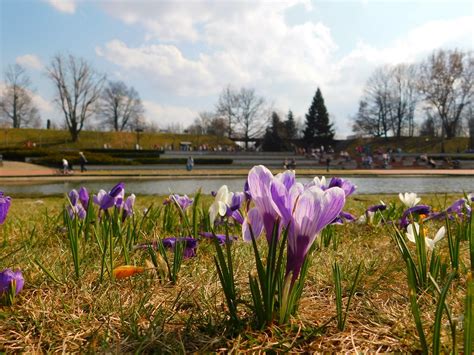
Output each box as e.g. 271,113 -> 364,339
0,161 -> 473,181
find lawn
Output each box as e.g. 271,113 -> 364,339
0,128 -> 234,150
0,178 -> 472,353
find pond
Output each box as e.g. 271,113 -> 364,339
4,176 -> 474,196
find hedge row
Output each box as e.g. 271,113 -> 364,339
31,155 -> 233,166
1,148 -> 52,161
1,148 -> 233,166
85,148 -> 163,158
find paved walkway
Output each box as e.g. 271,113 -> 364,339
0,161 -> 473,182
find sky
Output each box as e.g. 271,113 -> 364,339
0,0 -> 473,138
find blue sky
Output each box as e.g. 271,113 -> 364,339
1,0 -> 473,137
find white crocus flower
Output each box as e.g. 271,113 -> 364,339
209,185 -> 234,224
399,192 -> 421,208
406,222 -> 445,251
312,176 -> 327,189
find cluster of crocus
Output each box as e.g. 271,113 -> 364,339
357,202 -> 387,224
306,176 -> 357,225
0,195 -> 22,305
209,185 -> 245,225
67,187 -> 89,219
243,166 -> 346,282
228,166 -> 347,325
0,191 -> 12,224
0,268 -> 24,305
91,183 -> 135,220
199,231 -> 237,245
169,194 -> 194,211
399,204 -> 431,229
135,237 -> 198,259
427,195 -> 472,221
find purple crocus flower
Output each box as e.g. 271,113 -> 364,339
67,189 -> 86,220
446,198 -> 470,215
331,211 -> 356,225
93,182 -> 125,210
0,192 -> 12,225
283,186 -> 345,282
67,204 -> 86,220
328,177 -> 357,197
400,204 -> 431,229
135,237 -> 198,258
224,192 -> 245,224
162,237 -> 198,258
78,187 -> 89,208
122,194 -> 136,220
170,194 -> 194,211
367,204 -> 387,213
428,197 -> 471,221
0,268 -> 24,296
68,189 -> 79,206
243,180 -> 252,202
246,166 -> 292,243
199,231 -> 237,245
244,165 -> 346,283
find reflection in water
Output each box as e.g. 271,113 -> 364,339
4,176 -> 474,196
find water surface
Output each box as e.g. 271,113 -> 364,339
5,176 -> 473,196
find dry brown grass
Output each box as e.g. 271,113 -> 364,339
0,194 -> 470,353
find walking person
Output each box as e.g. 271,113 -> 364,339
79,152 -> 88,172
186,156 -> 194,171
62,158 -> 69,175
326,157 -> 331,172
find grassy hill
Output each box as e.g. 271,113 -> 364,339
336,136 -> 471,154
0,128 -> 470,155
0,128 -> 234,150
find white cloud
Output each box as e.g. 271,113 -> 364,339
45,0 -> 76,14
101,0 -> 311,43
16,54 -> 43,70
97,40 -> 216,96
97,1 -> 473,136
143,100 -> 198,129
96,1 -> 337,97
31,93 -> 54,115
0,81 -> 55,122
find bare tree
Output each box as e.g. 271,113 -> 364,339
352,100 -> 385,137
216,86 -> 238,138
207,116 -> 228,137
418,49 -> 473,138
353,67 -> 392,138
389,64 -> 418,137
419,108 -> 440,137
0,64 -> 40,128
101,80 -> 144,131
47,54 -> 105,141
353,64 -> 419,138
236,88 -> 266,149
216,86 -> 266,148
187,111 -> 229,137
469,110 -> 474,150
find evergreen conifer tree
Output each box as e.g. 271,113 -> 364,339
285,110 -> 297,140
262,112 -> 285,151
303,88 -> 334,147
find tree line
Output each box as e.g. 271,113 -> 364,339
0,52 -> 338,148
186,85 -> 333,151
1,48 -> 472,146
1,54 -> 145,142
353,49 -> 473,139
